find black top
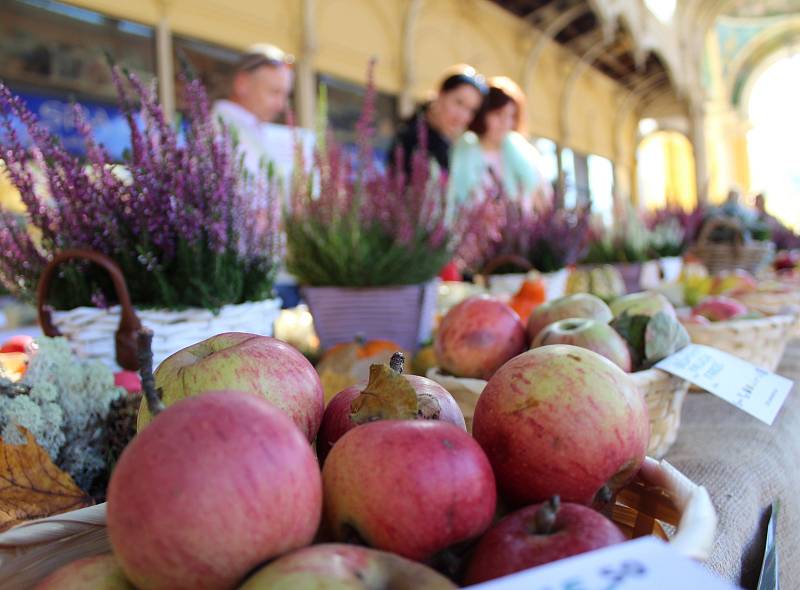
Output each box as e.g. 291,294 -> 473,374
386,106 -> 450,178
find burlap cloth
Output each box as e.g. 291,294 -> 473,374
664,338 -> 800,589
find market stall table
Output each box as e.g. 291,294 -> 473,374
665,337 -> 800,589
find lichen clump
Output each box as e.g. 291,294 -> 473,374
0,337 -> 123,491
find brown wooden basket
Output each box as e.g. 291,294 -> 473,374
683,313 -> 796,372
427,367 -> 688,459
690,217 -> 774,275
0,458 -> 716,588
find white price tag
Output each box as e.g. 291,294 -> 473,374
465,537 -> 739,590
655,344 -> 793,425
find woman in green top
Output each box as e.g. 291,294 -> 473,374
448,76 -> 551,208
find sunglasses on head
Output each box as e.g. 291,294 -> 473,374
442,67 -> 488,95
237,51 -> 295,73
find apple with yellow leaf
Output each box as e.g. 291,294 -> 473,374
316,353 -> 465,464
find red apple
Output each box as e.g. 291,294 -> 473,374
473,345 -> 649,506
463,497 -> 626,585
531,318 -> 632,372
34,554 -> 133,589
108,391 -> 322,590
138,333 -> 324,441
317,357 -> 466,465
0,334 -> 33,353
692,296 -> 748,322
322,420 -> 496,561
239,544 -> 457,589
527,294 -> 613,342
114,370 -> 142,394
435,296 -> 526,380
609,291 -> 677,319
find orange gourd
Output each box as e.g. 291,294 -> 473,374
509,279 -> 546,322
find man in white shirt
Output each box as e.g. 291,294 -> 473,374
212,43 -> 294,177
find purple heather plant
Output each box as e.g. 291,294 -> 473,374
0,68 -> 280,310
475,198 -> 591,275
284,61 -> 503,287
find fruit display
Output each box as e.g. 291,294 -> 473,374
565,264 -> 626,302
434,296 -> 527,380
2,323 -> 713,589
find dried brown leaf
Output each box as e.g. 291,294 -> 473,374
0,428 -> 92,532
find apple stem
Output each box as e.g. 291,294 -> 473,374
595,485 -> 613,506
137,328 -> 164,417
389,352 -> 405,374
534,496 -> 560,535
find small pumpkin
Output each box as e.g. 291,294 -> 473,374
566,265 -> 626,302
316,338 -> 409,404
509,279 -> 546,323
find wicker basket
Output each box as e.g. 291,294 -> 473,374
690,217 -> 774,275
427,367 -> 688,459
683,313 -> 796,372
630,369 -> 690,459
37,249 -> 281,371
0,458 -> 716,588
734,289 -> 800,337
611,457 -> 717,560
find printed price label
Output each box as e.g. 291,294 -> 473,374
465,537 -> 739,590
656,344 -> 793,425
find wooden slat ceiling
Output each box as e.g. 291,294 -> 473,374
489,0 -> 674,95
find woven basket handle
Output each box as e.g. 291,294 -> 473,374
480,254 -> 533,289
36,249 -> 142,370
696,217 -> 745,249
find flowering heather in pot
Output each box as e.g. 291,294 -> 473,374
645,205 -> 706,256
474,200 -> 590,274
284,63 -> 503,287
0,68 -> 280,310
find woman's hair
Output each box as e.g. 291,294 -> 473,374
437,64 -> 488,96
469,76 -> 527,136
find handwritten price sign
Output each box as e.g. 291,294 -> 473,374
656,344 -> 793,425
465,537 -> 739,590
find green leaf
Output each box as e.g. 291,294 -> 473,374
644,311 -> 690,365
610,312 -> 650,369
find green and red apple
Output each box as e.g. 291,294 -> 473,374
34,554 -> 133,589
240,544 -> 456,589
609,291 -> 677,319
531,318 -> 632,372
473,345 -> 649,506
527,294 -> 613,342
138,332 -> 324,441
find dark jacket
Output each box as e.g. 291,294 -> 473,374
386,106 -> 450,179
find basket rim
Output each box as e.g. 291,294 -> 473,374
683,313 -> 796,332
